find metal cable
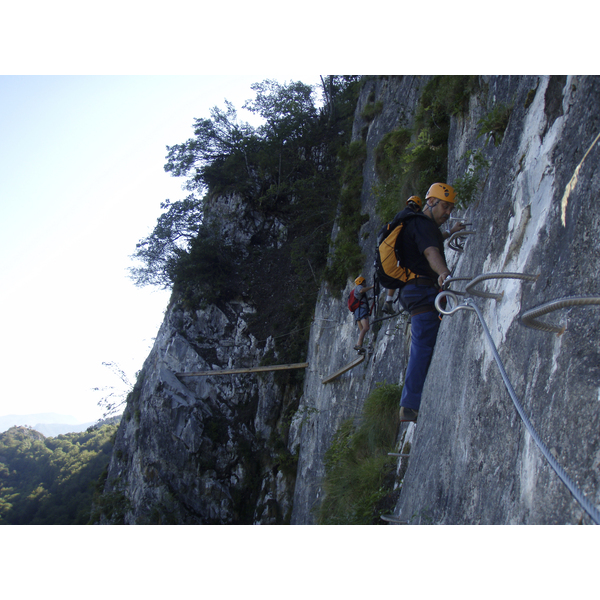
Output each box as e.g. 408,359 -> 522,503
520,296 -> 600,336
435,290 -> 600,524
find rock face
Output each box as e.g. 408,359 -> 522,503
100,297 -> 299,524
100,76 -> 600,525
289,76 -> 431,523
99,196 -> 301,524
392,75 -> 600,524
291,75 -> 600,524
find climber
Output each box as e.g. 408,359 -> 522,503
352,276 -> 373,353
398,183 -> 465,423
382,196 -> 423,315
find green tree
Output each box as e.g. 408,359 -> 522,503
244,79 -> 317,144
166,222 -> 237,306
164,100 -> 257,192
130,79 -> 328,293
128,76 -> 362,365
129,195 -> 203,288
0,424 -> 119,525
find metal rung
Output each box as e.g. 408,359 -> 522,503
380,514 -> 409,524
465,272 -> 539,301
388,452 -> 410,457
448,230 -> 476,253
520,296 -> 600,336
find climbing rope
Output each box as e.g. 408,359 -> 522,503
520,296 -> 600,336
436,288 -> 600,525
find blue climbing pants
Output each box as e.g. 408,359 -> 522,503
400,308 -> 441,411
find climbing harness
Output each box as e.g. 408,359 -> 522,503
350,293 -> 376,318
436,282 -> 600,525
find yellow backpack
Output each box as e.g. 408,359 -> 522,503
375,211 -> 428,289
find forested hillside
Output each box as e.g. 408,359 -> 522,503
0,423 -> 118,524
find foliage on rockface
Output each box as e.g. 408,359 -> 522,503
316,384 -> 402,524
0,423 -> 118,524
131,77 -> 362,366
323,139 -> 370,293
373,76 -> 479,221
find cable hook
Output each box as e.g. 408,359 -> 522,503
435,290 -> 475,316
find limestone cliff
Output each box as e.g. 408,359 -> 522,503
96,192 -> 305,524
98,76 -> 600,525
292,75 -> 600,524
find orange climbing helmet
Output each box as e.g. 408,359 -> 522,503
355,276 -> 366,286
406,195 -> 423,209
426,183 -> 457,204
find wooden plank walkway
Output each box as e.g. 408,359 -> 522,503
321,353 -> 365,384
176,362 -> 309,377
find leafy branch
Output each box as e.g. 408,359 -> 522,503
92,362 -> 133,419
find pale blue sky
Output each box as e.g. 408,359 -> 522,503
0,75 -> 321,422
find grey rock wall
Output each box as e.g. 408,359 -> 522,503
291,75 -> 600,524
395,75 -> 600,524
98,193 -> 300,524
100,75 -> 600,525
290,76 -> 430,524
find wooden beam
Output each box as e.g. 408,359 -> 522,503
321,353 -> 365,384
176,362 -> 309,377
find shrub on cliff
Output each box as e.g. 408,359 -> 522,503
166,222 -> 237,307
129,77 -> 363,365
316,383 -> 402,525
373,75 -> 479,222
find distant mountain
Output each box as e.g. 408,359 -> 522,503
32,422 -> 97,437
0,413 -> 94,434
